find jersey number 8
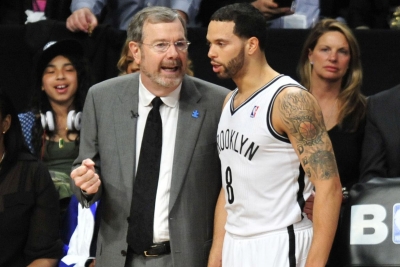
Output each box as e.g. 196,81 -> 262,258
226,167 -> 235,204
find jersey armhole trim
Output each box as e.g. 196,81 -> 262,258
266,84 -> 307,143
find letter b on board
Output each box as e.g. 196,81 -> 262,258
350,204 -> 388,245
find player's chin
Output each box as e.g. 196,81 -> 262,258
216,72 -> 231,80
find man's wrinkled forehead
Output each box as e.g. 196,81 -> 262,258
142,20 -> 186,41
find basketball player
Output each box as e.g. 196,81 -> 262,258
206,3 -> 343,267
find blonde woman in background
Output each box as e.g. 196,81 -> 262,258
117,39 -> 140,75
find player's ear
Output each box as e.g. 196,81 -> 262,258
247,37 -> 259,55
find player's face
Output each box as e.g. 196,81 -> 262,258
42,55 -> 78,107
129,19 -> 188,95
207,21 -> 246,79
308,31 -> 350,83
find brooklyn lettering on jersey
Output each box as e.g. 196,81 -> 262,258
217,129 -> 259,161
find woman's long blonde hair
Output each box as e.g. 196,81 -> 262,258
117,39 -> 132,75
297,19 -> 366,131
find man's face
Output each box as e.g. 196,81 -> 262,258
207,21 -> 245,79
129,19 -> 188,95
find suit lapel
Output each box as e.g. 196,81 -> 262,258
114,75 -> 139,188
169,76 -> 205,210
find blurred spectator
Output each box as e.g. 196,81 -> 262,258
59,195 -> 98,267
390,5 -> 400,29
269,0 -> 319,29
18,39 -> 94,267
347,0 -> 400,29
196,0 -> 294,27
0,89 -> 63,267
117,39 -> 141,75
66,0 -> 200,32
320,0 -> 351,23
0,0 -> 72,25
18,39 -> 91,215
271,0 -> 352,29
360,83 -> 400,181
271,0 -> 352,28
197,0 -> 351,29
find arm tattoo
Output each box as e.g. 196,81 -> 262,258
279,89 -> 338,180
308,150 -> 338,180
279,90 -> 325,147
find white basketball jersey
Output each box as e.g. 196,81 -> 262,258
217,75 -> 313,237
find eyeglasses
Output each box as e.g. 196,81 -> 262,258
140,41 -> 191,53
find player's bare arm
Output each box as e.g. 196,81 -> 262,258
208,189 -> 227,267
275,88 -> 338,180
273,87 -> 342,267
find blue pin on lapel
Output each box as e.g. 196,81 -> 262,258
192,110 -> 199,118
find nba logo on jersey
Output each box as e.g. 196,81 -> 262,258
250,106 -> 259,118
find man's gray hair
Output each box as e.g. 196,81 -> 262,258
127,6 -> 187,42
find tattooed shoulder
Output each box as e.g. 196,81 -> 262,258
278,88 -> 325,146
277,87 -> 338,180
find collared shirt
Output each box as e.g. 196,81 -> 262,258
136,77 -> 181,242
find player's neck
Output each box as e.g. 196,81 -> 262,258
234,64 -> 278,94
233,64 -> 279,108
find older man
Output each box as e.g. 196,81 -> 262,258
70,6 -> 229,267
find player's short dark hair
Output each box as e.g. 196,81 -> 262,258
210,3 -> 268,52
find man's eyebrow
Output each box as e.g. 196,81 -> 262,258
209,38 -> 229,43
144,37 -> 186,42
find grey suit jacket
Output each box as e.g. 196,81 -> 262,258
360,83 -> 400,181
72,73 -> 229,267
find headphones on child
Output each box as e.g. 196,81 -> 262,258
40,110 -> 82,131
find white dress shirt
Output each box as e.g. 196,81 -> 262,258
136,77 -> 181,243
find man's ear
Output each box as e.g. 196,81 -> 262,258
247,37 -> 259,55
129,41 -> 141,65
